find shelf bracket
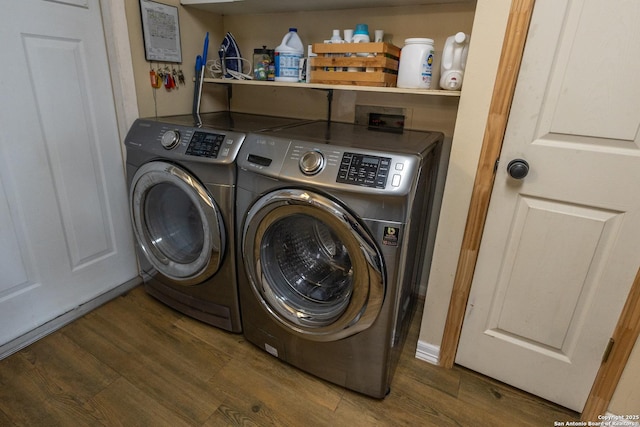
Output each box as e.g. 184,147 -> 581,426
326,89 -> 333,122
311,87 -> 334,122
226,83 -> 233,111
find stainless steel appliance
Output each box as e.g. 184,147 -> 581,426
124,112 -> 304,332
235,121 -> 443,396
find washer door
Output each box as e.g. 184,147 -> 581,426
130,161 -> 225,285
243,188 -> 384,341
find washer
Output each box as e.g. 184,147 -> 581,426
125,112 -> 305,332
236,121 -> 443,397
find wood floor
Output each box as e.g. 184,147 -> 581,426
0,286 -> 579,426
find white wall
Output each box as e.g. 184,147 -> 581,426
124,0 -> 226,118
417,0 -> 510,350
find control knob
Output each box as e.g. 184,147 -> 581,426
299,150 -> 325,175
161,130 -> 180,149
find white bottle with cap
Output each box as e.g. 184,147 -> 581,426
397,38 -> 435,89
275,28 -> 304,82
439,32 -> 470,90
352,24 -> 370,56
329,30 -> 343,71
330,29 -> 342,43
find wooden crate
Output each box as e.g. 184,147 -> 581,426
310,42 -> 400,87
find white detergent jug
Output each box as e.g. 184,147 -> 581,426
275,28 -> 304,82
397,38 -> 435,89
439,32 -> 470,90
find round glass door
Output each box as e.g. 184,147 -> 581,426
130,161 -> 225,285
243,189 -> 385,341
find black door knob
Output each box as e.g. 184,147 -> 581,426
507,159 -> 529,179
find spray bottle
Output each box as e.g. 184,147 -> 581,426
439,32 -> 470,90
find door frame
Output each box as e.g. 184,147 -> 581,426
437,0 -> 640,420
100,0 -> 139,141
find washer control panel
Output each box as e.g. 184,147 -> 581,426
237,135 -> 421,194
238,123 -> 443,195
337,152 -> 391,189
185,131 -> 225,158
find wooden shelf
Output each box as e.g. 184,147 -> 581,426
203,78 -> 461,97
181,0 -> 472,15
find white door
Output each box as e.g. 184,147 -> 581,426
0,0 -> 137,345
456,0 -> 640,412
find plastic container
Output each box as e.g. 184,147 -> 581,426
352,24 -> 370,57
349,24 -> 371,71
343,29 -> 354,43
253,46 -> 273,81
439,32 -> 470,90
327,30 -> 344,72
275,28 -> 304,82
397,38 -> 435,89
330,30 -> 343,43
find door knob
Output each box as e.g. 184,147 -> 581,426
507,159 -> 529,179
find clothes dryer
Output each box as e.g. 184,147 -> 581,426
235,121 -> 443,396
125,113 -> 304,332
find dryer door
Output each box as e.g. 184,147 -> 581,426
130,161 -> 225,285
243,188 -> 385,341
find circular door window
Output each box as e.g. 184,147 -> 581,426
130,161 -> 225,284
243,188 -> 385,341
261,213 -> 354,325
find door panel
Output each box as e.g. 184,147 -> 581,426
545,2 -> 639,141
486,196 -> 623,356
0,0 -> 137,344
0,178 -> 34,296
456,0 -> 640,411
24,34 -> 115,267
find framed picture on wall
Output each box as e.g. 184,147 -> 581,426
139,0 -> 182,63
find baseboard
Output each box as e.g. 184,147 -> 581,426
0,276 -> 142,360
415,340 -> 440,365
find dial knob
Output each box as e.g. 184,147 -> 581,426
299,151 -> 325,175
507,159 -> 529,179
161,130 -> 180,149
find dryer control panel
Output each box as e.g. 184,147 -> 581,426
124,119 -> 246,165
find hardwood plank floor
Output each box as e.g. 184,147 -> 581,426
0,286 -> 580,426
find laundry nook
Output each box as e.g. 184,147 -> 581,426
0,1 -> 638,425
